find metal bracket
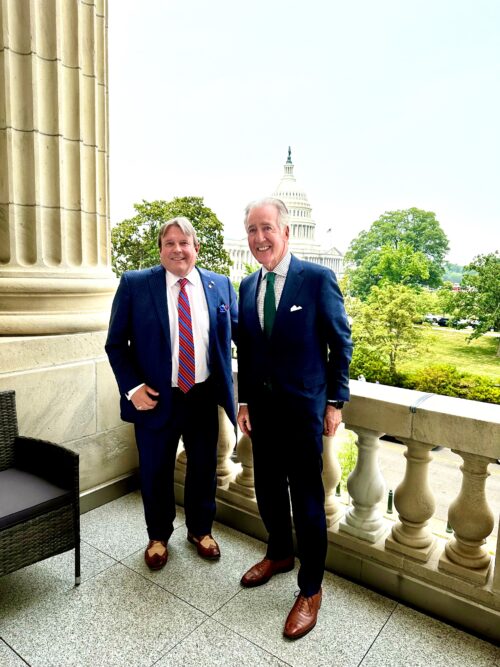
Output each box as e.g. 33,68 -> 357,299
409,392 -> 434,413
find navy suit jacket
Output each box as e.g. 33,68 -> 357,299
238,255 -> 352,422
105,265 -> 238,428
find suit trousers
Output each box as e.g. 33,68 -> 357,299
134,378 -> 219,541
249,389 -> 327,597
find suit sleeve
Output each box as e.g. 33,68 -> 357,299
319,270 -> 353,401
105,273 -> 144,395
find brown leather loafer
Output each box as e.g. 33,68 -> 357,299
187,532 -> 221,560
240,556 -> 295,588
283,588 -> 322,639
144,540 -> 168,571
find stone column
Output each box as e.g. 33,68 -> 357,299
0,0 -> 116,334
339,426 -> 387,542
216,407 -> 238,488
322,428 -> 344,527
439,452 -> 495,584
228,433 -> 255,500
493,525 -> 500,594
385,439 -> 436,561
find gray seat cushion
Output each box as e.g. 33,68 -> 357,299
0,468 -> 71,530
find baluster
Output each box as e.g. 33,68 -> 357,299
174,439 -> 186,484
439,452 -> 495,584
216,407 -> 238,488
493,520 -> 500,594
322,425 -> 344,526
339,427 -> 387,542
386,439 -> 436,561
228,433 -> 255,499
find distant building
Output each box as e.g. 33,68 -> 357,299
225,148 -> 345,283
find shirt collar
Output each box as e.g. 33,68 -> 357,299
261,251 -> 291,279
166,267 -> 200,288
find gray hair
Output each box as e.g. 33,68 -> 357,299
243,197 -> 289,231
157,216 -> 199,249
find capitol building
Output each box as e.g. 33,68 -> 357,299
225,149 -> 345,284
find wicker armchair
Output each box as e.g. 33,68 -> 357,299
0,390 -> 80,585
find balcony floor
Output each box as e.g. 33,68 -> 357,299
1,491 -> 498,667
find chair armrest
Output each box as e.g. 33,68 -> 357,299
14,436 -> 79,493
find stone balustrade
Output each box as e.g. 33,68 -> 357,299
175,379 -> 500,643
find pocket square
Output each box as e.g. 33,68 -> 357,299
290,305 -> 303,312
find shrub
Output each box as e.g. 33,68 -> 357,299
405,364 -> 500,404
336,429 -> 358,491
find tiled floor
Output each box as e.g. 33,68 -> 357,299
1,491 -> 498,667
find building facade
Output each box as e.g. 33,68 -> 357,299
225,148 -> 345,283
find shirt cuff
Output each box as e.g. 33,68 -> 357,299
126,383 -> 145,400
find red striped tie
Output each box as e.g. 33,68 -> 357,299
177,278 -> 195,393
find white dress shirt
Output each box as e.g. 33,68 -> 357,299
127,267 -> 210,399
166,267 -> 210,387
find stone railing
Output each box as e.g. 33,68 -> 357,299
174,380 -> 500,643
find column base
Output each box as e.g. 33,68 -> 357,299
385,533 -> 436,562
339,517 -> 387,543
438,551 -> 491,585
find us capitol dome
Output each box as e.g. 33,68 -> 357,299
225,148 -> 345,283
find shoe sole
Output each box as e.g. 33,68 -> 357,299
144,555 -> 168,571
240,562 -> 295,588
283,620 -> 317,640
145,560 -> 167,571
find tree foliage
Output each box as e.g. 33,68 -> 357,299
453,252 -> 500,343
345,208 -> 449,298
348,284 -> 427,380
111,197 -> 232,277
443,262 -> 464,285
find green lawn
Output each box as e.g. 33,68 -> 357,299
399,326 -> 500,381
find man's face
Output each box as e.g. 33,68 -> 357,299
159,225 -> 199,277
246,204 -> 289,271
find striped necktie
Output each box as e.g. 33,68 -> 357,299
263,271 -> 276,338
177,278 -> 195,393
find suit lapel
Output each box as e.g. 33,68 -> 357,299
245,270 -> 263,337
198,269 -> 218,338
148,265 -> 171,346
274,255 -> 304,333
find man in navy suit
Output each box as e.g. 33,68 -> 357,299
106,217 -> 237,570
237,198 -> 352,639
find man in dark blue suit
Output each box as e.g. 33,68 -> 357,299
237,198 -> 352,639
106,217 -> 237,570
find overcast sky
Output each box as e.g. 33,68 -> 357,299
108,0 -> 499,265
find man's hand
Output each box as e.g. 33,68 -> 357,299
323,404 -> 342,437
237,405 -> 252,436
131,384 -> 159,411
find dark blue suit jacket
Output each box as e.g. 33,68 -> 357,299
238,255 -> 352,422
106,265 -> 238,428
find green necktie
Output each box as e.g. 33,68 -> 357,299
263,272 -> 276,338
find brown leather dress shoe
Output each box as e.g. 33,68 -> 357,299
283,588 -> 322,639
187,532 -> 221,560
144,540 -> 168,571
240,556 -> 295,588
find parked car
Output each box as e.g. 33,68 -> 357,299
416,314 -> 440,325
437,317 -> 449,327
451,318 -> 470,329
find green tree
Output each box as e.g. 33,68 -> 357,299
345,208 -> 449,298
443,262 -> 464,285
349,284 -> 426,380
454,252 -> 500,349
111,197 -> 231,277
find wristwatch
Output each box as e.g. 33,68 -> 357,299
327,401 -> 344,409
